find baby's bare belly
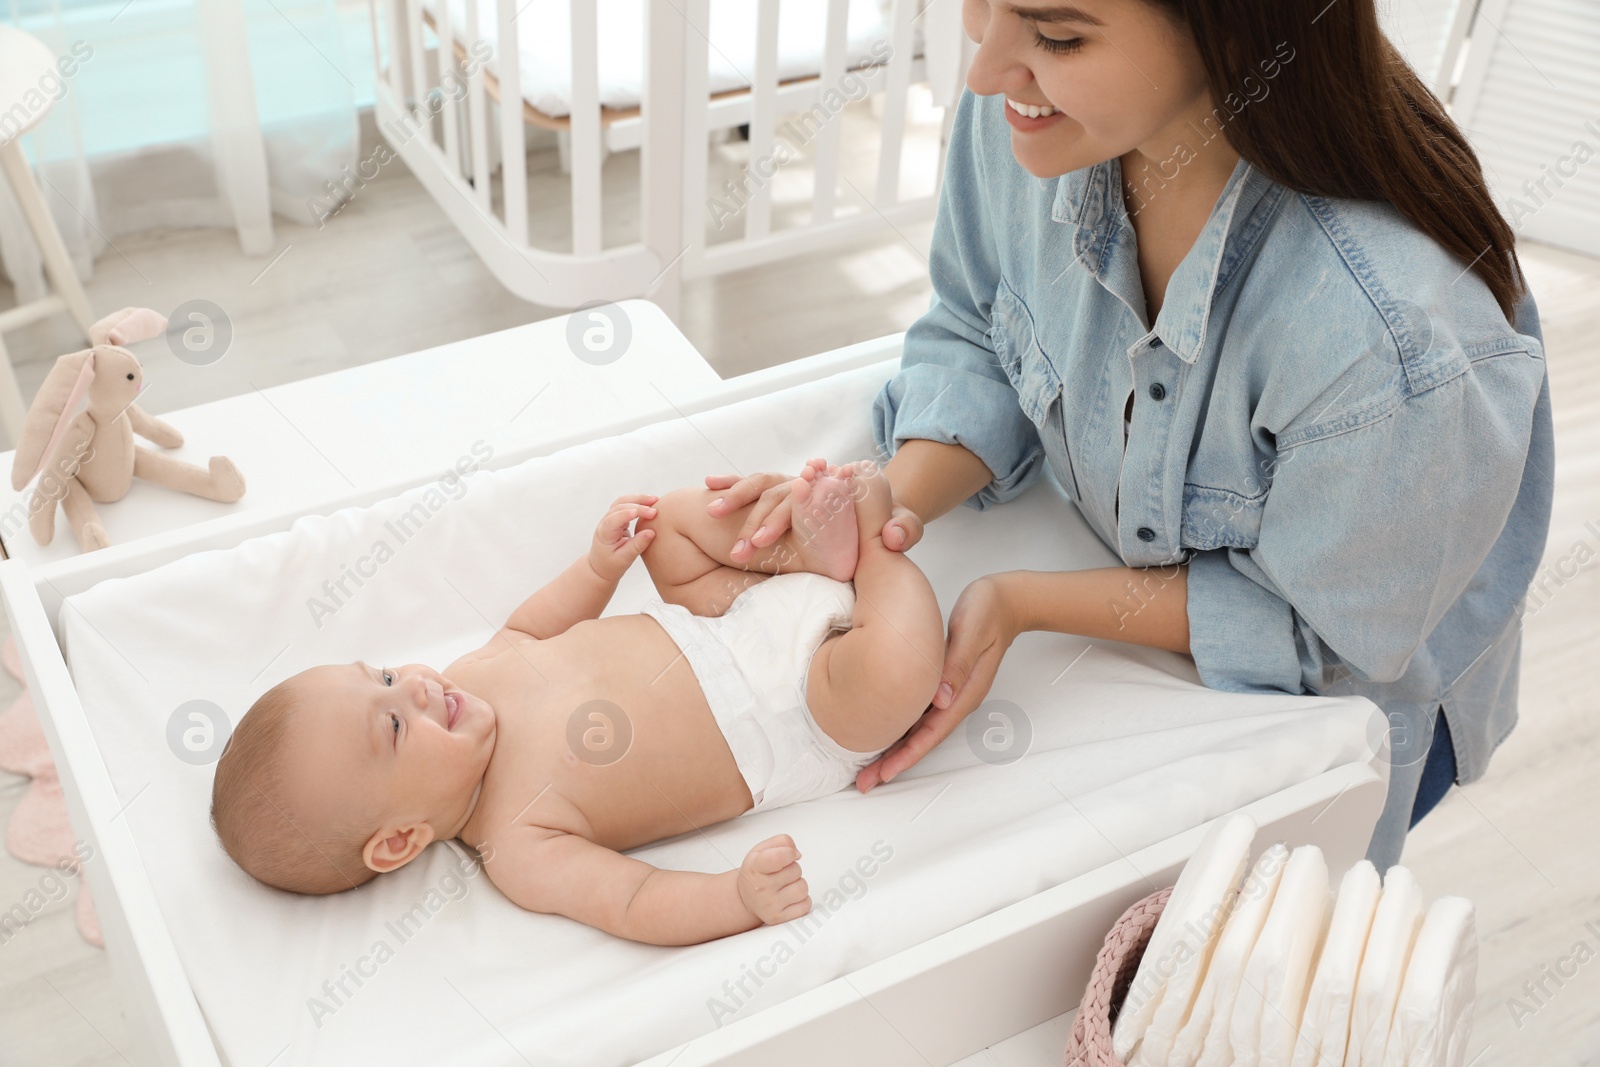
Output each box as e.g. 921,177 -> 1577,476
450,614 -> 755,851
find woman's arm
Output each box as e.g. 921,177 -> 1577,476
880,439 -> 996,548
996,565 -> 1191,655
857,562 -> 1190,791
717,95 -> 1040,557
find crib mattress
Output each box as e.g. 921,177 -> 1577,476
60,361 -> 1383,1066
431,0 -> 901,118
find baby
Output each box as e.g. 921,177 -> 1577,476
211,460 -> 945,946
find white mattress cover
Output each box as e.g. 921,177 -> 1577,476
60,362 -> 1384,1066
433,0 -> 901,118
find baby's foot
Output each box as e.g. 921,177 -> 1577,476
835,460 -> 895,538
787,473 -> 859,581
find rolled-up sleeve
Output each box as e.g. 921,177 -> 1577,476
871,92 -> 1043,512
1185,347 -> 1546,694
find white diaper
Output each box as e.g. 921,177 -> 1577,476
639,571 -> 887,812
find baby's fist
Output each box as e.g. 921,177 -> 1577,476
737,834 -> 810,926
589,494 -> 658,581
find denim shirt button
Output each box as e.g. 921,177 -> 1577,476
1147,336 -> 1162,349
1149,382 -> 1166,401
1137,526 -> 1156,542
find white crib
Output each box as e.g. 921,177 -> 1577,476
368,0 -> 969,318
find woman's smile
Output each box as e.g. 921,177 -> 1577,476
1004,96 -> 1066,131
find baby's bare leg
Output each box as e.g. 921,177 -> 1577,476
637,468 -> 859,617
804,463 -> 945,753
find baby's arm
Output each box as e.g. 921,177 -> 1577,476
504,494 -> 658,638
483,827 -> 809,946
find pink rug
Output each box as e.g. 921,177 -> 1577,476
0,633 -> 101,946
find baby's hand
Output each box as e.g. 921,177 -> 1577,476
737,834 -> 810,925
589,494 -> 658,582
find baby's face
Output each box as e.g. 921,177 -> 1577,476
280,662 -> 497,850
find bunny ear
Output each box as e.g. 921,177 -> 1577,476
89,307 -> 168,347
11,350 -> 96,491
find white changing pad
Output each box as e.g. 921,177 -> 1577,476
434,0 -> 900,118
60,361 -> 1384,1066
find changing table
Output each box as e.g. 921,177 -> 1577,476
0,303 -> 1390,1066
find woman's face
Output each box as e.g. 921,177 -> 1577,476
961,0 -> 1214,178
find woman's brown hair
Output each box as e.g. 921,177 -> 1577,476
1153,0 -> 1525,320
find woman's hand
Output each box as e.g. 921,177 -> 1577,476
881,501 -> 924,553
704,459 -> 830,562
856,574 -> 1022,791
706,458 -> 927,558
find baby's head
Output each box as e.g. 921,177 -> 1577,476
211,662 -> 496,894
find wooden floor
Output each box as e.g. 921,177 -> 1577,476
0,109 -> 939,416
0,123 -> 1596,1065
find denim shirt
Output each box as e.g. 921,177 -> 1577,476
872,89 -> 1555,871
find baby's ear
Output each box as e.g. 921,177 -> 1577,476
362,824 -> 435,873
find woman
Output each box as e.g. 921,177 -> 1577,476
707,0 -> 1554,870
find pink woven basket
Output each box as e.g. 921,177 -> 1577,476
1063,885 -> 1175,1067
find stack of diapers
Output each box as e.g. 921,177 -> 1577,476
1108,814 -> 1477,1067
1114,815 -> 1258,1064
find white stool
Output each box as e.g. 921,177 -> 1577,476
0,24 -> 98,448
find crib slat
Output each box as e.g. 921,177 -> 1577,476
405,0 -> 431,142
383,0 -> 410,102
643,0 -> 688,317
875,0 -> 915,207
438,0 -> 461,175
497,0 -> 529,245
368,0 -> 389,94
569,0 -> 603,257
743,0 -> 781,240
465,0 -> 491,211
680,0 -> 711,268
811,0 -> 850,223
933,32 -> 974,203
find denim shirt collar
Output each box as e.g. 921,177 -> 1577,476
1050,155 -> 1282,365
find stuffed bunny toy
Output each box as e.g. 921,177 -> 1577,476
9,306 -> 245,552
